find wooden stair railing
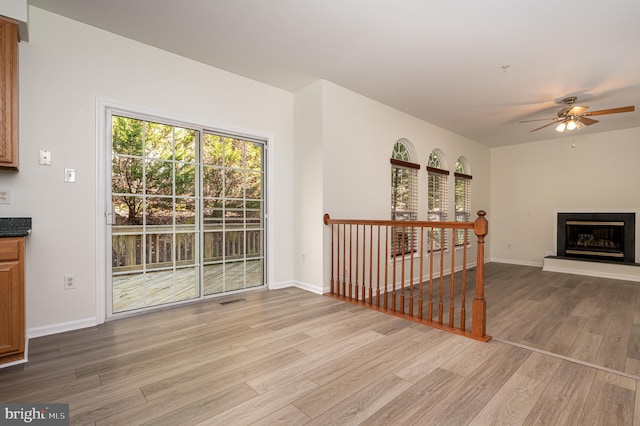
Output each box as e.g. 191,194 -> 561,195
323,211 -> 490,342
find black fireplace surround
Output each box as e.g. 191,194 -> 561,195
557,212 -> 636,263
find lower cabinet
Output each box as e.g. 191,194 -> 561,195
0,237 -> 25,365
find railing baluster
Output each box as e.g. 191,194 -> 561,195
323,212 -> 490,342
361,224 -> 366,303
354,225 -> 359,301
330,221 -> 335,295
428,227 -> 434,321
146,234 -> 152,265
384,225 -> 389,310
127,235 -> 136,267
376,225 -> 381,308
409,226 -> 414,317
449,228 -> 455,328
336,223 -> 340,296
418,227 -> 424,320
392,227 -> 397,312
438,228 -> 445,325
400,226 -> 405,314
369,225 -> 373,305
461,229 -> 468,331
342,225 -> 344,297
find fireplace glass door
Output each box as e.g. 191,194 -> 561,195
565,221 -> 624,259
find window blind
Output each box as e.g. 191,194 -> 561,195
455,172 -> 472,245
391,159 -> 418,255
427,166 -> 448,251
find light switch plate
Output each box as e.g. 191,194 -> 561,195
64,168 -> 76,183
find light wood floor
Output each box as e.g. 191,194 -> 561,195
484,262 -> 640,377
1,263 -> 639,425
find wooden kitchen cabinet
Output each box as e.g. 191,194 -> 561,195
0,17 -> 18,170
0,237 -> 25,364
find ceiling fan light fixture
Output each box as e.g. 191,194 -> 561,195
555,122 -> 567,133
524,97 -> 635,134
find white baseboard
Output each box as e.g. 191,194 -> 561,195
489,258 -> 543,268
0,357 -> 27,369
27,317 -> 98,339
269,280 -> 324,294
290,281 -> 325,294
542,257 -> 640,282
266,280 -> 292,290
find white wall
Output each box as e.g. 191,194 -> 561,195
490,127 -> 640,266
321,81 -> 490,221
292,81 -> 325,293
0,7 -> 294,335
296,81 -> 491,291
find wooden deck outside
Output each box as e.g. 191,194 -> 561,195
1,263 -> 639,424
111,224 -> 264,313
113,259 -> 264,313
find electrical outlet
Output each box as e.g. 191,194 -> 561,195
39,150 -> 52,166
64,274 -> 77,290
0,189 -> 10,204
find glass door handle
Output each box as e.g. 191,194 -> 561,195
106,204 -> 114,225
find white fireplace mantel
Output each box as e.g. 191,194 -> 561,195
545,208 -> 640,282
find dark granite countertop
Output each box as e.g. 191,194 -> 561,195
0,217 -> 32,237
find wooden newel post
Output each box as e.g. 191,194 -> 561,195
472,210 -> 488,339
324,214 -> 335,295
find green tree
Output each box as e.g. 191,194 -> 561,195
112,116 -> 196,225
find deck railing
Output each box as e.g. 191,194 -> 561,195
323,211 -> 490,341
112,225 -> 262,273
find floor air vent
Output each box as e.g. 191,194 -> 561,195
219,298 -> 247,305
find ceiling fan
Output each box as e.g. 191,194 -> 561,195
520,97 -> 635,133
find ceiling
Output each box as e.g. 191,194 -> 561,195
28,0 -> 640,147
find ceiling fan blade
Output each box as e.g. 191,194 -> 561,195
585,106 -> 635,116
518,117 -> 555,123
530,121 -> 560,132
579,117 -> 598,126
568,105 -> 589,115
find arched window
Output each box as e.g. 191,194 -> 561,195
391,141 -> 418,221
390,140 -> 419,254
392,142 -> 411,162
427,150 -> 449,250
455,157 -> 472,246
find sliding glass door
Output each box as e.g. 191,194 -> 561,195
202,133 -> 265,295
108,112 -> 265,315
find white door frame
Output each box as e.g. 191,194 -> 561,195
95,98 -> 273,324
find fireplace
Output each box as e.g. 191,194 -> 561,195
557,212 -> 635,263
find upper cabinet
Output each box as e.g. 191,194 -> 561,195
0,17 -> 18,170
